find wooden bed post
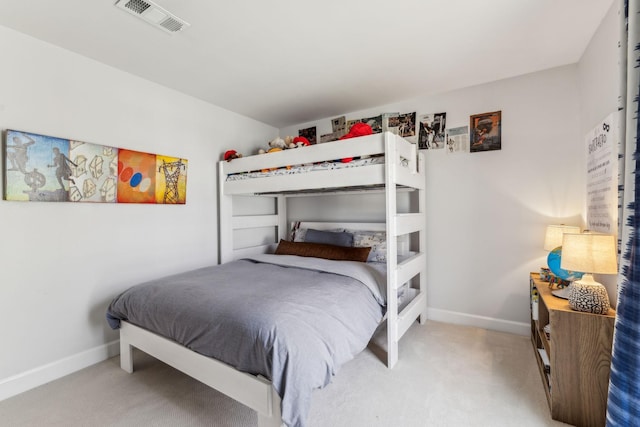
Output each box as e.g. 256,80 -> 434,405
257,386 -> 283,427
277,195 -> 287,242
384,133 -> 399,369
119,328 -> 134,373
418,153 -> 428,325
218,161 -> 234,264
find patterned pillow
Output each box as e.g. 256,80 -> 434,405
348,230 -> 387,263
292,228 -> 307,242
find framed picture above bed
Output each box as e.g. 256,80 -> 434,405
470,110 -> 501,153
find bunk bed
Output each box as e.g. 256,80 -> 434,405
107,131 -> 426,427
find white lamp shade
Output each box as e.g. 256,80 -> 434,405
544,224 -> 580,251
560,233 -> 617,274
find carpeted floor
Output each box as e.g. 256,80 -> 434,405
0,321 -> 568,426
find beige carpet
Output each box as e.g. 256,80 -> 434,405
0,321 -> 568,427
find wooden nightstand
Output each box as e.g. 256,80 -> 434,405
530,273 -> 615,427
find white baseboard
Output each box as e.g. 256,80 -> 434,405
427,307 -> 530,336
0,340 -> 120,402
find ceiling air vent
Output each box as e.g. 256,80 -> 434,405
114,0 -> 190,34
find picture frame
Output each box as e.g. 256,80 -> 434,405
298,126 -> 317,145
3,129 -> 188,204
470,110 -> 501,153
417,112 -> 446,150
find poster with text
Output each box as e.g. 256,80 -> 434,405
586,112 -> 618,234
445,126 -> 468,153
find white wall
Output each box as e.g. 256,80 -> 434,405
281,1 -> 621,332
577,0 -> 621,298
281,66 -> 586,334
579,1 -> 621,132
0,25 -> 277,399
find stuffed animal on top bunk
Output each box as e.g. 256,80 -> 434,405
256,136 -> 313,172
257,137 -> 289,172
338,122 -> 373,163
223,150 -> 242,162
257,136 -> 311,154
292,136 -> 311,148
258,136 -> 290,154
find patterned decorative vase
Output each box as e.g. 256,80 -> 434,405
568,275 -> 611,314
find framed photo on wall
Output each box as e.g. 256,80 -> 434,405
470,110 -> 501,153
298,126 -> 317,145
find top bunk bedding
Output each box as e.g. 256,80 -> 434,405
219,132 -> 424,196
226,155 -> 385,182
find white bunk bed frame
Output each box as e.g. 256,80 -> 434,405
118,132 -> 426,427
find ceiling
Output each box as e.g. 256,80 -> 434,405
0,0 -> 614,129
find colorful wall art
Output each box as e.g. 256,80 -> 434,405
117,149 -> 157,204
156,155 -> 187,204
70,140 -> 118,202
3,129 -> 188,204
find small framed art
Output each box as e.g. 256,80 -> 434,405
470,110 -> 501,153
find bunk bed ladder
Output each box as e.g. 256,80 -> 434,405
384,138 -> 399,368
384,135 -> 427,368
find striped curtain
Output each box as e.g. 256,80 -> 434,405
606,0 -> 640,425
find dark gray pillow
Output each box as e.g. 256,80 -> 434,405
304,229 -> 354,247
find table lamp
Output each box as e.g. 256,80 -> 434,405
544,224 -> 581,251
560,232 -> 617,314
544,224 -> 581,298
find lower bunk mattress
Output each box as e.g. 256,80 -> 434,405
106,254 -> 385,427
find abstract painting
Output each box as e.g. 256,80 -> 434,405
69,141 -> 118,202
156,155 -> 188,204
3,129 -> 188,204
117,149 -> 157,204
4,130 -> 73,201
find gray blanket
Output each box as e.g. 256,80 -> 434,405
106,254 -> 384,427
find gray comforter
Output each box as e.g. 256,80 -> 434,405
106,254 -> 384,427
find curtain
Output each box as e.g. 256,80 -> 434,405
606,0 -> 640,425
